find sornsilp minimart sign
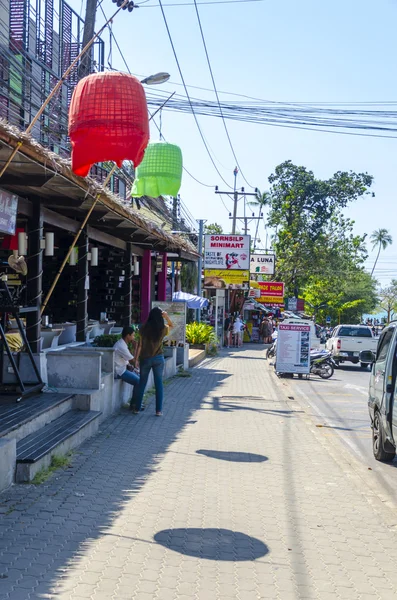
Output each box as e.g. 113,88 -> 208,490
204,234 -> 250,271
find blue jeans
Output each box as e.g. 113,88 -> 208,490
120,369 -> 140,405
135,355 -> 165,413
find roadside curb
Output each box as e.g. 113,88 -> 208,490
269,366 -> 397,528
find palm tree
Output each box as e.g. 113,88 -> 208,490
370,228 -> 393,276
248,190 -> 270,251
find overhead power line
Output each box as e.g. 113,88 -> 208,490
140,0 -> 265,6
192,0 -> 255,188
157,0 -> 234,189
98,2 -> 216,189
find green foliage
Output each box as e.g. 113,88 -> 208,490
181,262 -> 198,295
32,454 -> 72,485
248,190 -> 270,251
303,270 -> 378,324
267,160 -> 373,297
92,328 -> 139,349
186,322 -> 217,345
204,223 -> 223,235
378,281 -> 397,322
263,160 -> 377,324
92,334 -> 121,347
370,228 -> 393,275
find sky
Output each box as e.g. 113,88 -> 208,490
69,0 -> 397,287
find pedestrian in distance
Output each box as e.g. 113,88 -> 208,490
113,326 -> 140,410
233,316 -> 244,347
224,313 -> 232,348
260,317 -> 273,344
133,307 -> 174,416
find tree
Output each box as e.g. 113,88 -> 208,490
378,281 -> 397,322
266,160 -> 373,297
303,270 -> 378,325
204,223 -> 223,235
247,190 -> 270,251
370,228 -> 393,276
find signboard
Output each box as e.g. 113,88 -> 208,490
250,253 -> 275,275
276,323 -> 311,374
0,189 -> 18,235
152,301 -> 186,344
204,269 -> 249,289
258,281 -> 284,305
204,234 -> 250,271
248,288 -> 261,298
286,297 -> 297,311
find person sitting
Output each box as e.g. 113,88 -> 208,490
113,326 -> 140,410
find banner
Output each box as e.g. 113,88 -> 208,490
276,323 -> 311,374
257,281 -> 284,305
247,288 -> 261,298
152,301 -> 186,344
250,253 -> 275,275
204,269 -> 249,289
0,189 -> 18,235
204,234 -> 250,270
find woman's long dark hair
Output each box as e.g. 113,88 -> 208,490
140,307 -> 165,345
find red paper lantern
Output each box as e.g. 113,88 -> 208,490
68,72 -> 149,177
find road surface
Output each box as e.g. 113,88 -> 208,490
287,363 -> 397,504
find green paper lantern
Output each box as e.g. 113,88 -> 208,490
131,142 -> 183,198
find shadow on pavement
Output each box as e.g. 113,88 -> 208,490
154,528 -> 269,561
211,396 -> 296,416
0,365 -> 231,597
196,449 -> 268,463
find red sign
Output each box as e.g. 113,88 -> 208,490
258,282 -> 284,297
257,281 -> 284,305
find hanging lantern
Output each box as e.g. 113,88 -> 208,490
68,72 -> 149,177
131,142 -> 182,198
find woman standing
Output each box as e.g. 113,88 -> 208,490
133,307 -> 174,416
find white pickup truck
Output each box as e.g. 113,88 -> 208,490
325,324 -> 378,368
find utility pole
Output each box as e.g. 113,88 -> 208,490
231,214 -> 263,236
215,168 -> 258,235
78,0 -> 98,80
232,167 -> 238,234
196,219 -> 206,322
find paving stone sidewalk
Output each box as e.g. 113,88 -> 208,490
1,345 -> 397,600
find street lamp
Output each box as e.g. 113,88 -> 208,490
141,72 -> 170,86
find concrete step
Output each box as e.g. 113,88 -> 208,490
15,410 -> 101,482
0,392 -> 75,442
189,349 -> 206,368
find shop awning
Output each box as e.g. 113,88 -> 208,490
173,291 -> 208,309
243,300 -> 271,313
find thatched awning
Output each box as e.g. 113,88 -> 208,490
0,121 -> 198,261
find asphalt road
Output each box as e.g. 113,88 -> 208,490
288,362 -> 397,504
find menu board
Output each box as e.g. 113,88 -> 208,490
152,301 -> 187,343
276,323 -> 311,374
0,189 -> 18,235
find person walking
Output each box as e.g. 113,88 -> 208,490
224,313 -> 232,348
233,316 -> 244,347
133,307 -> 174,416
262,317 -> 274,344
113,326 -> 140,410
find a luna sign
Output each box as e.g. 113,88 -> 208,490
250,254 -> 275,275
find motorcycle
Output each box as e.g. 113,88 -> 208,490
266,332 -> 278,359
309,349 -> 336,379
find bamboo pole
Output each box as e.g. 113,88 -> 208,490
40,165 -> 117,315
0,0 -> 130,180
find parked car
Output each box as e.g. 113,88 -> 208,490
325,324 -> 378,367
360,321 -> 397,462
